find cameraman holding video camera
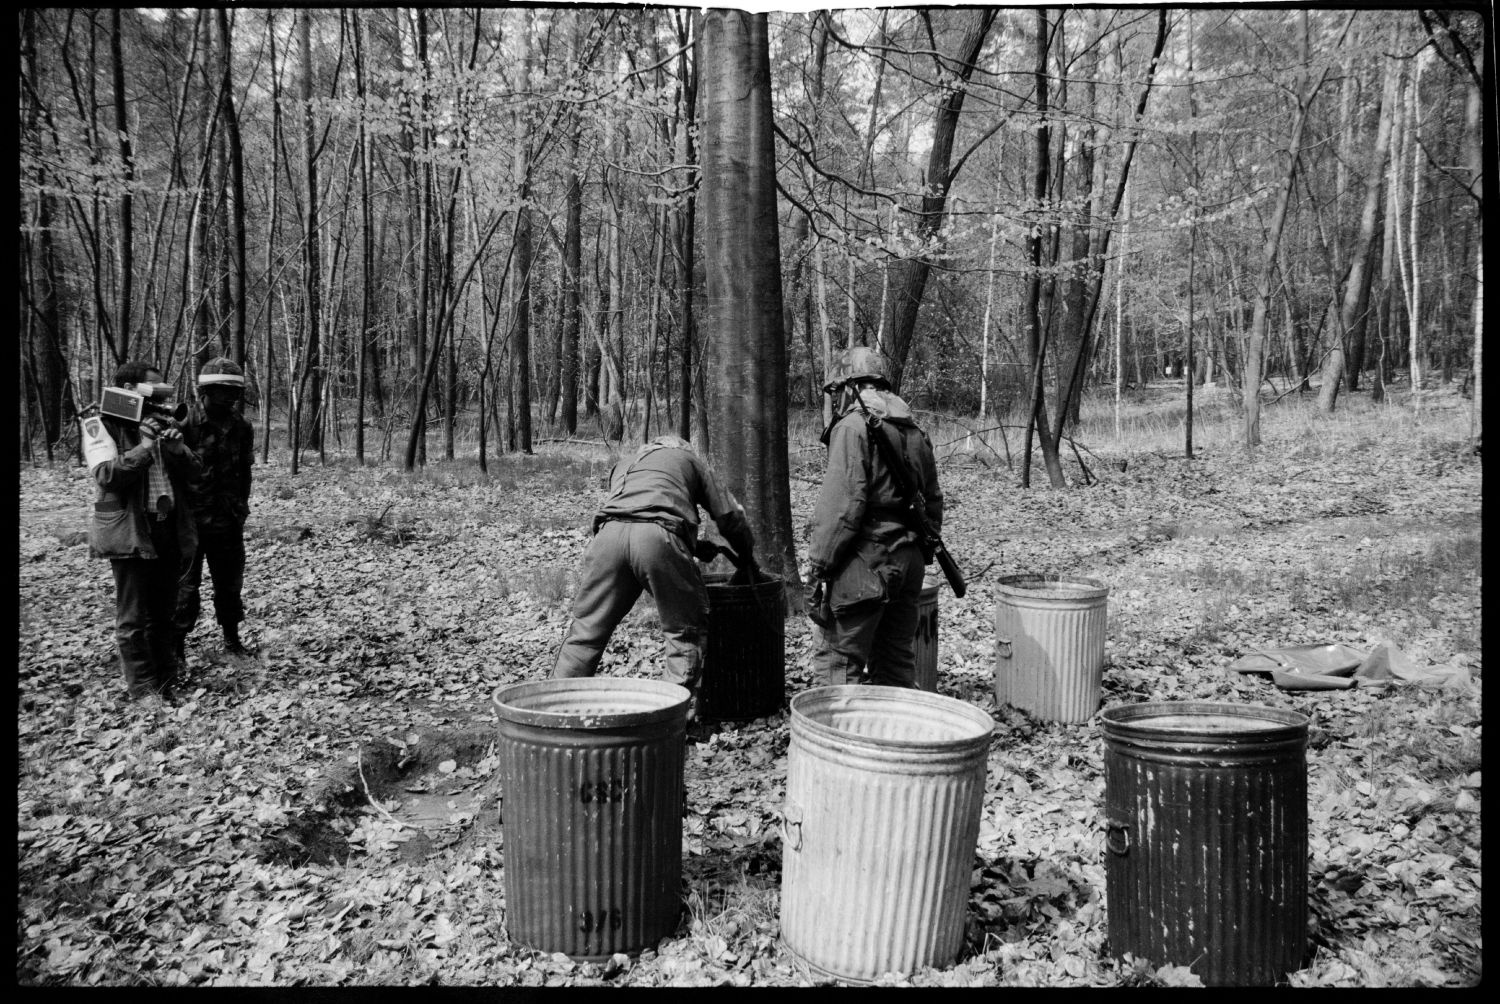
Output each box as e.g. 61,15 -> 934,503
80,360 -> 203,704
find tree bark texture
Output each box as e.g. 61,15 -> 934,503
699,9 -> 798,585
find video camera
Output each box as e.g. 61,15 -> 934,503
98,383 -> 188,426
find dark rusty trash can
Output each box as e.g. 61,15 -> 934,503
913,581 -> 940,692
1100,701 -> 1310,986
699,572 -> 786,721
493,678 -> 689,961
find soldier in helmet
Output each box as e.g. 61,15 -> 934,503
175,357 -> 256,658
553,435 -> 755,716
806,346 -> 944,688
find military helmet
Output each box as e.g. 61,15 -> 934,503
198,357 -> 245,391
823,345 -> 891,394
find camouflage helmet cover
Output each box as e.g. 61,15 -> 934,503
823,345 -> 891,394
198,356 -> 245,390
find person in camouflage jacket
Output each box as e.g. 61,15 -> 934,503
806,346 -> 944,688
175,357 -> 255,656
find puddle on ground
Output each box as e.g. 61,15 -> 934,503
259,725 -> 502,866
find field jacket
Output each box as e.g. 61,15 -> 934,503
88,417 -> 202,561
807,387 -> 943,581
182,407 -> 254,534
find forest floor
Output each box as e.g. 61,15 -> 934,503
16,384 -> 1481,987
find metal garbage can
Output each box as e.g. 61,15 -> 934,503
493,678 -> 689,961
780,685 -> 994,982
1100,701 -> 1310,985
913,581 -> 940,692
995,574 -> 1109,722
700,572 -> 786,721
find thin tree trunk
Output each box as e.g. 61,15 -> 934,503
111,10 -> 133,360
216,8 -> 247,365
1022,8 -> 1061,488
262,11 -> 280,463
561,13 -> 584,435
1406,49 -> 1426,401
881,9 -> 997,389
1320,31 -> 1398,413
1246,11 -> 1339,447
292,8 -> 322,472
675,12 -> 699,442
354,9 -> 371,463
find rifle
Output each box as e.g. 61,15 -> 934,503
848,385 -> 967,598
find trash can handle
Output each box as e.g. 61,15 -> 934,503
996,636 -> 1013,659
1105,818 -> 1130,856
781,801 -> 803,852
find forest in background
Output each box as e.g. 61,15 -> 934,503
18,6 -> 1486,483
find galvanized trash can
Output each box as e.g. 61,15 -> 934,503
700,572 -> 786,721
995,574 -> 1109,722
1100,702 -> 1310,986
780,686 -> 994,982
913,580 -> 940,692
493,678 -> 690,961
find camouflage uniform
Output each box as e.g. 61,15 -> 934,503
553,436 -> 753,693
808,348 -> 943,688
175,359 -> 255,652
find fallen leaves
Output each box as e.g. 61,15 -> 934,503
17,404 -> 1484,987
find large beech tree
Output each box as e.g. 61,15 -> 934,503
698,9 -> 798,587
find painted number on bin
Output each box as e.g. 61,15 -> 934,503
579,778 -> 626,803
578,907 -> 623,933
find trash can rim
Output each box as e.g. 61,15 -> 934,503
493,677 -> 691,729
995,573 -> 1109,599
1099,700 -> 1309,737
791,684 -> 994,747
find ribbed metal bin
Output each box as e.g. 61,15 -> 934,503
493,678 -> 689,961
913,582 -> 940,692
700,572 -> 786,721
1100,702 -> 1310,986
780,686 -> 994,983
994,574 -> 1109,723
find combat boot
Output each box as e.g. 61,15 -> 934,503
223,624 -> 249,655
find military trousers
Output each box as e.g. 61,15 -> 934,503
111,516 -> 182,698
175,525 -> 246,640
553,519 -> 710,690
812,540 -> 926,688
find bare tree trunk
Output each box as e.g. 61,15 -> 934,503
674,11 -> 698,442
1464,44 -> 1483,450
1320,32 -> 1398,413
1405,50 -> 1427,402
881,9 -> 997,389
560,13 -> 584,435
1022,8 -> 1063,489
110,10 -> 133,360
216,9 -> 246,365
700,8 -> 797,584
979,171 -> 1002,420
354,9 -> 371,464
1246,11 -> 1338,447
292,8 -> 323,472
513,11 -> 535,454
262,11 -> 280,463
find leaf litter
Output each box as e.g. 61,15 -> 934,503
17,402 -> 1480,986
